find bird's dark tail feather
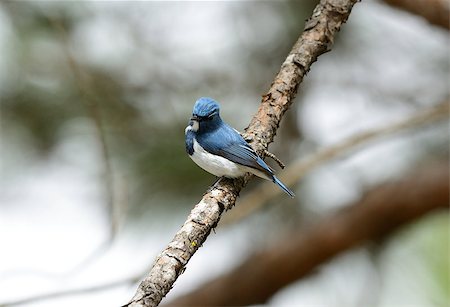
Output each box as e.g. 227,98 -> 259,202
273,176 -> 295,198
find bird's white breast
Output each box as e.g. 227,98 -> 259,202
190,139 -> 247,178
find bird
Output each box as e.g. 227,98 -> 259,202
185,97 -> 295,198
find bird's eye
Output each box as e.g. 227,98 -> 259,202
207,114 -> 213,120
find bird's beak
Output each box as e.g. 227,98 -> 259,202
190,115 -> 200,121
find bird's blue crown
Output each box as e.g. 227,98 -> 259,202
193,97 -> 220,117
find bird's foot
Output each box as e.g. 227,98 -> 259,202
206,177 -> 223,194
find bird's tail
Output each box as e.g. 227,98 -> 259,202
273,175 -> 295,198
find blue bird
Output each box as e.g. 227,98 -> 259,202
185,97 -> 295,198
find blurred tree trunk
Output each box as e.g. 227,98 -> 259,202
166,162 -> 449,306
383,0 -> 449,30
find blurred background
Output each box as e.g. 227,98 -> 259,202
0,1 -> 448,306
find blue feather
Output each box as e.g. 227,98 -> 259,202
273,176 -> 295,198
193,97 -> 220,117
185,130 -> 195,155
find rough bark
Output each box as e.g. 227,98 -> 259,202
124,1 -> 359,306
166,163 -> 450,306
383,0 -> 450,30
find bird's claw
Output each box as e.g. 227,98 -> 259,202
205,177 -> 223,194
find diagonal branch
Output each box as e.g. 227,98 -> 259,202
125,1 -> 359,306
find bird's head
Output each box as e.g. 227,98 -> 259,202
189,97 -> 222,132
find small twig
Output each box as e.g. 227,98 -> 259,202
264,150 -> 286,169
0,275 -> 143,307
222,100 -> 449,225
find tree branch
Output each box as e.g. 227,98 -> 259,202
166,163 -> 449,306
125,0 -> 359,306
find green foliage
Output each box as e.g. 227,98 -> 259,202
418,213 -> 449,305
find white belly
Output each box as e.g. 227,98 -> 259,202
190,139 -> 245,178
190,139 -> 270,180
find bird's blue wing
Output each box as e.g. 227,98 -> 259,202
198,124 -> 274,176
196,122 -> 295,197
219,143 -> 274,174
218,141 -> 295,197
